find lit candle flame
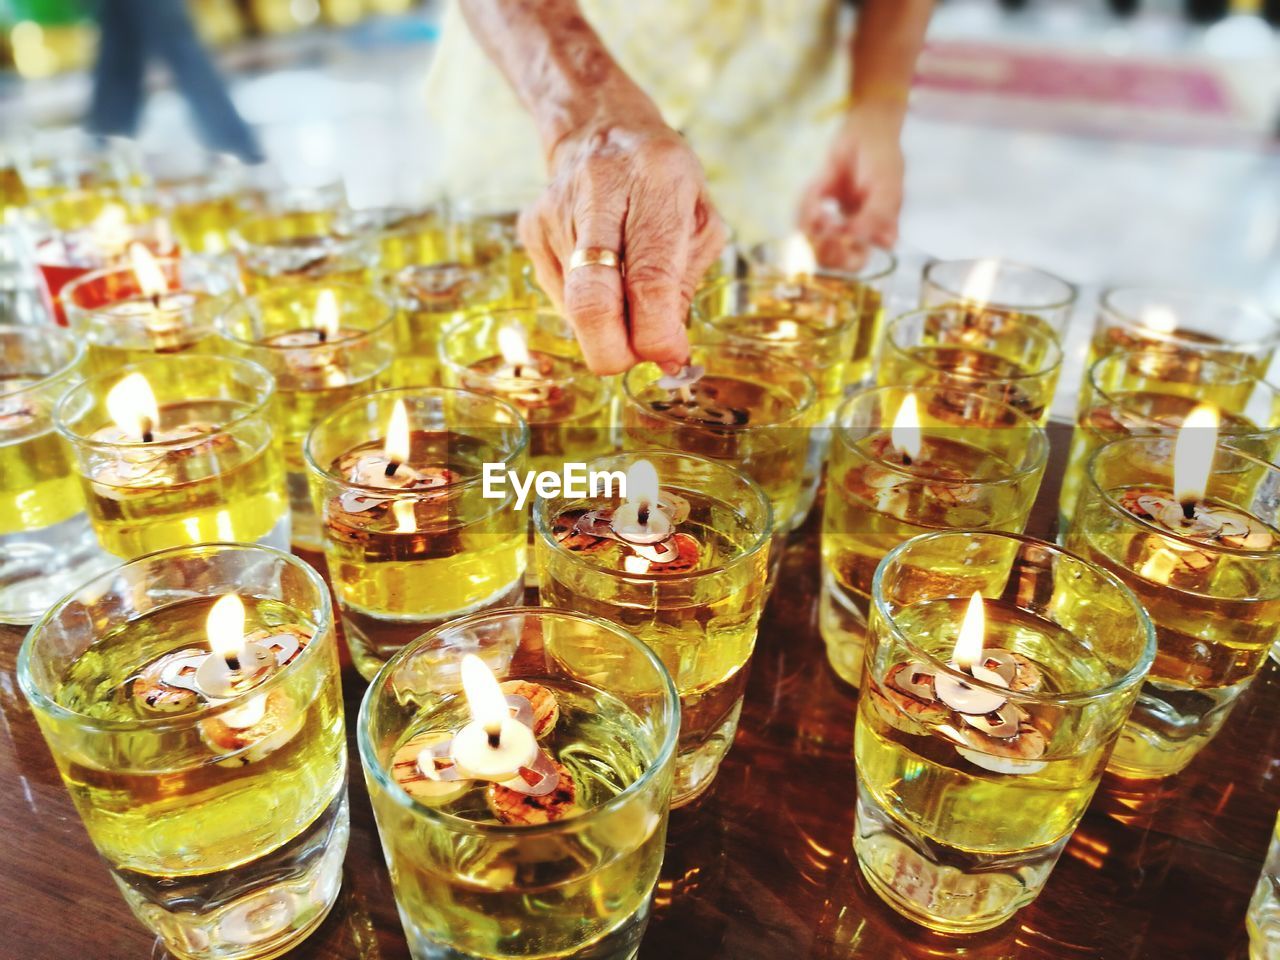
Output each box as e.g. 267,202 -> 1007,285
624,459 -> 660,518
392,499 -> 416,533
206,594 -> 247,668
890,393 -> 923,462
497,325 -> 532,367
953,592 -> 986,672
781,231 -> 816,281
460,653 -> 508,741
128,243 -> 168,301
1141,305 -> 1178,335
90,204 -> 130,255
106,372 -> 160,441
960,258 -> 999,309
1173,404 -> 1219,511
623,555 -> 652,575
314,289 -> 340,341
383,399 -> 411,466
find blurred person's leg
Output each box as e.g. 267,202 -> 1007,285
140,0 -> 263,162
87,0 -> 147,137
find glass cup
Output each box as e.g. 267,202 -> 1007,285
920,258 -> 1078,333
333,202 -> 451,271
304,386 -> 530,680
1249,810 -> 1280,960
1090,287 -> 1280,378
747,238 -> 898,389
440,308 -> 616,470
878,305 -> 1064,426
382,261 -> 510,387
151,156 -> 258,256
55,353 -> 288,559
449,184 -> 543,309
358,606 -> 679,960
18,543 -> 348,960
621,344 -> 815,533
692,276 -> 856,528
231,209 -> 380,295
534,451 -> 772,805
0,325 -> 113,623
62,254 -> 242,375
856,530 -> 1154,933
1066,437 -> 1280,778
1059,349 -> 1280,530
821,385 -> 1048,688
217,282 -> 397,549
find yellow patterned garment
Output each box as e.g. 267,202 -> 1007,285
424,0 -> 847,244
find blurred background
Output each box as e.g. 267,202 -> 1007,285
2,0 -> 1278,330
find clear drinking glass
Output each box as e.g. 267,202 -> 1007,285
534,451 -> 772,805
231,209 -> 380,295
55,354 -> 288,558
920,258 -> 1078,333
217,282 -> 396,549
1090,287 -> 1280,378
820,385 -> 1048,687
879,305 -> 1063,426
62,254 -> 242,374
358,606 -> 679,960
1066,437 -> 1280,778
0,324 -> 112,623
746,238 -> 897,389
1249,810 -> 1280,960
18,543 -> 348,960
304,386 -> 530,680
621,344 -> 815,533
856,530 -> 1154,932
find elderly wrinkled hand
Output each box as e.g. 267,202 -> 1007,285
519,119 -> 726,375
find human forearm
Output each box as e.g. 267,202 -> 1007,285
849,0 -> 934,124
457,0 -> 663,162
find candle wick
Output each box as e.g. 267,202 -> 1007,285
638,502 -> 650,527
1181,499 -> 1196,521
901,452 -> 912,467
149,293 -> 161,310
486,728 -> 501,749
141,417 -> 154,444
224,653 -> 242,673
384,460 -> 399,478
317,327 -> 328,344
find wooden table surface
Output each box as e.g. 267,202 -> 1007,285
2,423 -> 1277,960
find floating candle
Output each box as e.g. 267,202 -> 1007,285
562,459 -> 698,568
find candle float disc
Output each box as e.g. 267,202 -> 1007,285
933,662 -> 1008,715
487,755 -> 580,825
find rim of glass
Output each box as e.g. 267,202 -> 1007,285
872,531 -> 1156,706
438,309 -> 601,393
746,238 -> 898,284
621,345 -> 818,428
883,305 -> 1064,381
17,542 -> 333,732
836,384 -> 1050,484
54,353 -> 276,449
333,203 -> 446,238
1086,349 -> 1280,438
923,258 -> 1078,312
532,449 -> 774,581
1087,436 -> 1280,560
60,255 -> 237,317
357,605 -> 680,838
0,323 -> 83,400
217,282 -> 396,349
386,261 -> 508,308
303,385 -> 530,493
1099,287 -> 1280,352
230,209 -> 358,249
691,276 -> 856,347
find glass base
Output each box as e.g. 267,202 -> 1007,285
287,470 -> 321,551
853,779 -> 1062,934
400,892 -> 650,960
1106,677 -> 1247,779
344,574 -> 526,681
117,789 -> 349,960
0,511 -> 116,625
671,690 -> 744,808
819,570 -> 868,689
